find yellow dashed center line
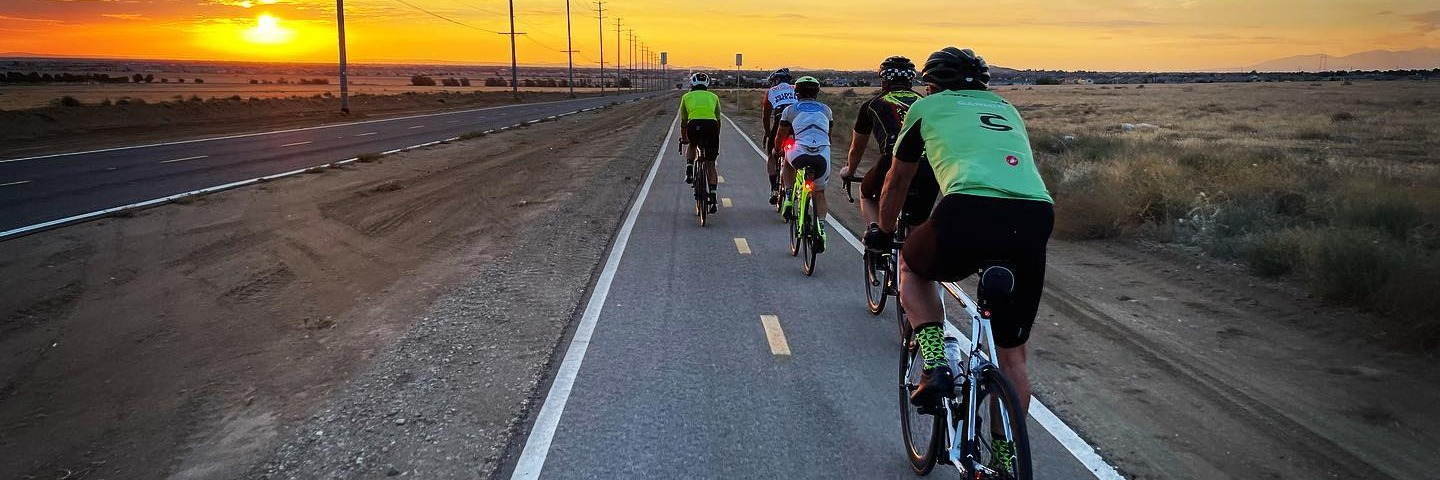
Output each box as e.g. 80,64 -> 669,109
734,238 -> 751,255
760,315 -> 791,356
721,198 -> 733,208
717,175 -> 726,184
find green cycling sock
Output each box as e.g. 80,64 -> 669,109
914,323 -> 948,370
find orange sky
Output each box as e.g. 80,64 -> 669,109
1,0 -> 1438,71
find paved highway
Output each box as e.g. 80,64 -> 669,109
509,116 -> 1118,478
0,92 -> 654,234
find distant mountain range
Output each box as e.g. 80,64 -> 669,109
1236,48 -> 1440,72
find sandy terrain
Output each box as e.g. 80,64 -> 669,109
727,108 -> 1440,480
0,74 -> 615,110
0,97 -> 673,479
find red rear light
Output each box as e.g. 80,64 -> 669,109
804,181 -> 813,192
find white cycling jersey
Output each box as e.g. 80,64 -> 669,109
767,83 -> 798,111
780,99 -> 833,148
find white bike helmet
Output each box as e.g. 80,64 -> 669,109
690,72 -> 711,88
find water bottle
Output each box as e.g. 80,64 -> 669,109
943,336 -> 963,375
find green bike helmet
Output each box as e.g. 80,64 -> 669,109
794,76 -> 820,98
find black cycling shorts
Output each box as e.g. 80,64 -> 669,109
902,193 -> 1054,348
686,119 -> 720,161
861,155 -> 940,226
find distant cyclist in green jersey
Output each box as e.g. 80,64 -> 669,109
837,55 -> 940,229
864,48 -> 1054,464
772,76 -> 835,253
679,72 -> 722,212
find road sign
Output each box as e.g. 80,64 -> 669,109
735,53 -> 743,67
661,52 -> 667,65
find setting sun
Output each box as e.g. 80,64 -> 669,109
244,14 -> 294,45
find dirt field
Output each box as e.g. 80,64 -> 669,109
725,99 -> 1440,479
0,97 -> 672,479
0,74 -> 612,110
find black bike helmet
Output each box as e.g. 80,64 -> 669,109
921,47 -> 990,90
794,75 -> 820,98
878,55 -> 917,83
769,68 -> 793,85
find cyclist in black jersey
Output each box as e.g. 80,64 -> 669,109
838,56 -> 940,228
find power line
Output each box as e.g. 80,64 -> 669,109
389,0 -> 501,33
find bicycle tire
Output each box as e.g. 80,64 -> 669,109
864,249 -> 887,315
965,367 -> 1033,480
695,162 -> 709,227
801,198 -> 817,276
788,193 -> 801,257
898,305 -> 941,475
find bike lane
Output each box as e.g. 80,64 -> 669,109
514,115 -> 1103,479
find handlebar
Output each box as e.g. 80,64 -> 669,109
842,175 -> 863,203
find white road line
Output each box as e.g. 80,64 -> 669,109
355,132 -> 378,137
0,180 -> 32,187
0,96 -> 619,164
446,120 -> 460,124
722,114 -> 1126,480
510,115 -> 678,480
759,315 -> 792,356
158,155 -> 209,164
407,125 -> 425,129
279,141 -> 312,147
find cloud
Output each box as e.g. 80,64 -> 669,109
101,13 -> 149,20
925,19 -> 1163,29
1410,10 -> 1440,32
0,15 -> 68,24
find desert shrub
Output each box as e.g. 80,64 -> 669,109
1375,255 -> 1440,346
194,78 -> 204,84
249,79 -> 259,84
411,75 -> 437,86
1228,123 -> 1259,134
1342,196 -> 1424,241
229,95 -> 242,101
1331,111 -> 1356,122
51,96 -> 84,107
1051,168 -> 1131,239
1243,229 -> 1307,277
1293,127 -> 1333,141
1035,77 -> 1061,86
1303,229 -> 1409,304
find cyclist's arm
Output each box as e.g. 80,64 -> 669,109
678,102 -> 690,142
880,117 -> 925,233
712,97 -> 722,121
761,97 -> 773,134
847,102 -> 874,174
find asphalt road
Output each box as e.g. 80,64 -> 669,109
0,92 -> 654,233
512,116 -> 1105,478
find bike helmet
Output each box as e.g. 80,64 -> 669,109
769,68 -> 793,85
878,55 -> 917,83
921,47 -> 990,90
689,72 -> 711,88
794,75 -> 820,98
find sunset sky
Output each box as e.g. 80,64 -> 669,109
1,0 -> 1437,71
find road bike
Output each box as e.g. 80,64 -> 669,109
896,266 -> 1033,479
843,175 -> 902,315
782,167 -> 821,276
681,139 -> 716,227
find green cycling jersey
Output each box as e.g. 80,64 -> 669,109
680,89 -> 721,121
893,89 -> 1052,203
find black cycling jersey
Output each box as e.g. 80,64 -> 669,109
852,86 -> 924,155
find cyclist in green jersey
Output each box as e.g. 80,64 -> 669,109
864,48 -> 1054,460
679,72 -> 722,211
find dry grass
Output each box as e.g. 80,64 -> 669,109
741,81 -> 1440,346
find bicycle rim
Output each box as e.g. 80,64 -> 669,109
864,250 -> 887,315
899,308 -> 941,475
964,367 -> 1033,480
788,197 -> 801,257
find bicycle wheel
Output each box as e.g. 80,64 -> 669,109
695,163 -> 709,227
801,199 -> 817,276
965,367 -> 1033,480
788,193 -> 801,257
864,249 -> 887,315
898,306 -> 942,475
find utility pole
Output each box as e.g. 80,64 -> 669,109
627,29 -> 635,92
564,0 -> 576,97
499,0 -> 525,97
594,2 -> 604,94
614,18 -> 621,92
336,0 -> 349,113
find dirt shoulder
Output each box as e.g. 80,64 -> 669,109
0,97 -> 672,479
728,109 -> 1440,480
0,90 -> 604,159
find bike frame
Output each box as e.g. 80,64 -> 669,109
790,168 -> 811,232
937,281 -> 1017,473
